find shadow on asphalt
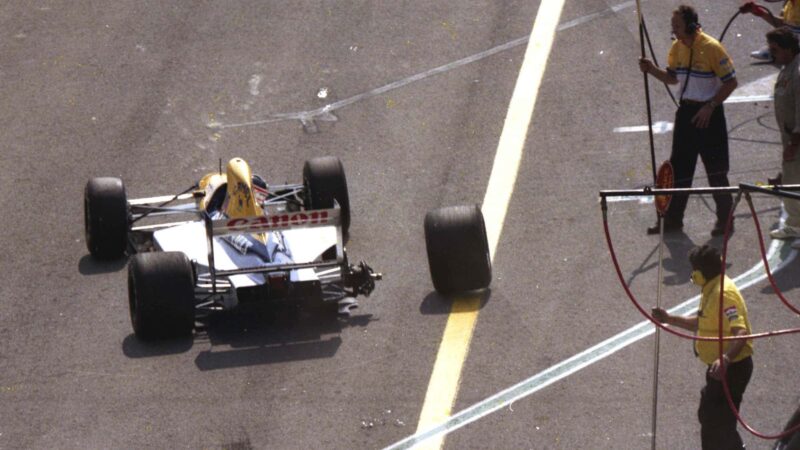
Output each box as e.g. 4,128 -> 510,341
77,254 -> 128,275
418,288 -> 492,315
120,303 -> 375,367
121,334 -> 194,357
626,231 -> 698,287
760,250 -> 800,295
662,231 -> 699,286
192,304 -> 375,371
625,228 -> 743,287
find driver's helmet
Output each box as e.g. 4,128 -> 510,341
224,157 -> 263,218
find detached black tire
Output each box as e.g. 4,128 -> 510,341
303,156 -> 351,236
128,252 -> 195,340
84,177 -> 129,259
424,205 -> 491,295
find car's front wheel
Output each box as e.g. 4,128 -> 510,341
84,177 -> 129,259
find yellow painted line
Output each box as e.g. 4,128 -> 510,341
412,1 -> 567,449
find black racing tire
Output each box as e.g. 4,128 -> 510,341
303,156 -> 351,236
424,205 -> 492,295
128,252 -> 196,340
84,177 -> 129,259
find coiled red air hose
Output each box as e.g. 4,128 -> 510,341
600,195 -> 800,440
744,192 -> 800,315
717,193 -> 800,440
600,199 -> 800,342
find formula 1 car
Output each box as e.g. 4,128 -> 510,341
84,156 -> 381,340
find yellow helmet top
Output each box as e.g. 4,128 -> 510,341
224,158 -> 263,218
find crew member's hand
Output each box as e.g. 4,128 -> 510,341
709,355 -> 728,380
740,2 -> 768,17
739,2 -> 755,14
785,143 -> 798,162
739,2 -> 770,18
691,104 -> 714,128
754,4 -> 770,18
639,58 -> 655,75
651,307 -> 669,324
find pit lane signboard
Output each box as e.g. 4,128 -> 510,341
655,161 -> 673,217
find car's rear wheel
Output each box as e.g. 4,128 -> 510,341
303,156 -> 351,237
84,177 -> 129,259
128,252 -> 196,340
424,205 -> 492,295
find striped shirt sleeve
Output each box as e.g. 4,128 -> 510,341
709,44 -> 735,82
666,42 -> 678,77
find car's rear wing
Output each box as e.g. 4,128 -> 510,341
209,208 -> 340,236
127,183 -> 306,232
202,206 -> 344,292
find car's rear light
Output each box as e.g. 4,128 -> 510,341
267,272 -> 289,293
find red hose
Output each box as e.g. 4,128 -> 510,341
745,192 -> 800,315
600,198 -> 800,440
717,195 -> 800,440
600,204 -> 800,342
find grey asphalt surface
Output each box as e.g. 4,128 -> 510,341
1,1 -> 798,449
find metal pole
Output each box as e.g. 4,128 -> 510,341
599,183 -> 800,198
636,0 -> 658,184
651,217 -> 665,450
637,10 -> 664,439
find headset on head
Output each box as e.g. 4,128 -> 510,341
681,7 -> 700,35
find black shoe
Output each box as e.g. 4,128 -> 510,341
711,220 -> 734,237
768,172 -> 783,186
647,220 -> 683,235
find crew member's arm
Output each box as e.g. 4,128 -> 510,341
651,307 -> 698,331
692,77 -> 738,128
708,326 -> 747,380
639,59 -> 679,85
764,15 -> 785,27
740,2 -> 784,27
756,11 -> 784,27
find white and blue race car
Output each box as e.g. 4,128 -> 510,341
84,156 -> 381,340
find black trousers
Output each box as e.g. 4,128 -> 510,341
666,103 -> 733,225
698,356 -> 753,450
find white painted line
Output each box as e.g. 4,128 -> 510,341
724,72 -> 775,104
407,1 -> 566,449
733,73 -> 777,99
614,121 -> 673,134
614,74 -> 777,134
613,94 -> 775,135
725,94 -> 773,104
386,237 -> 796,449
605,195 -> 654,204
212,1 -> 636,130
480,2 -> 565,257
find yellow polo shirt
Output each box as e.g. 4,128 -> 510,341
784,0 -> 800,30
695,275 -> 753,365
667,31 -> 736,102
